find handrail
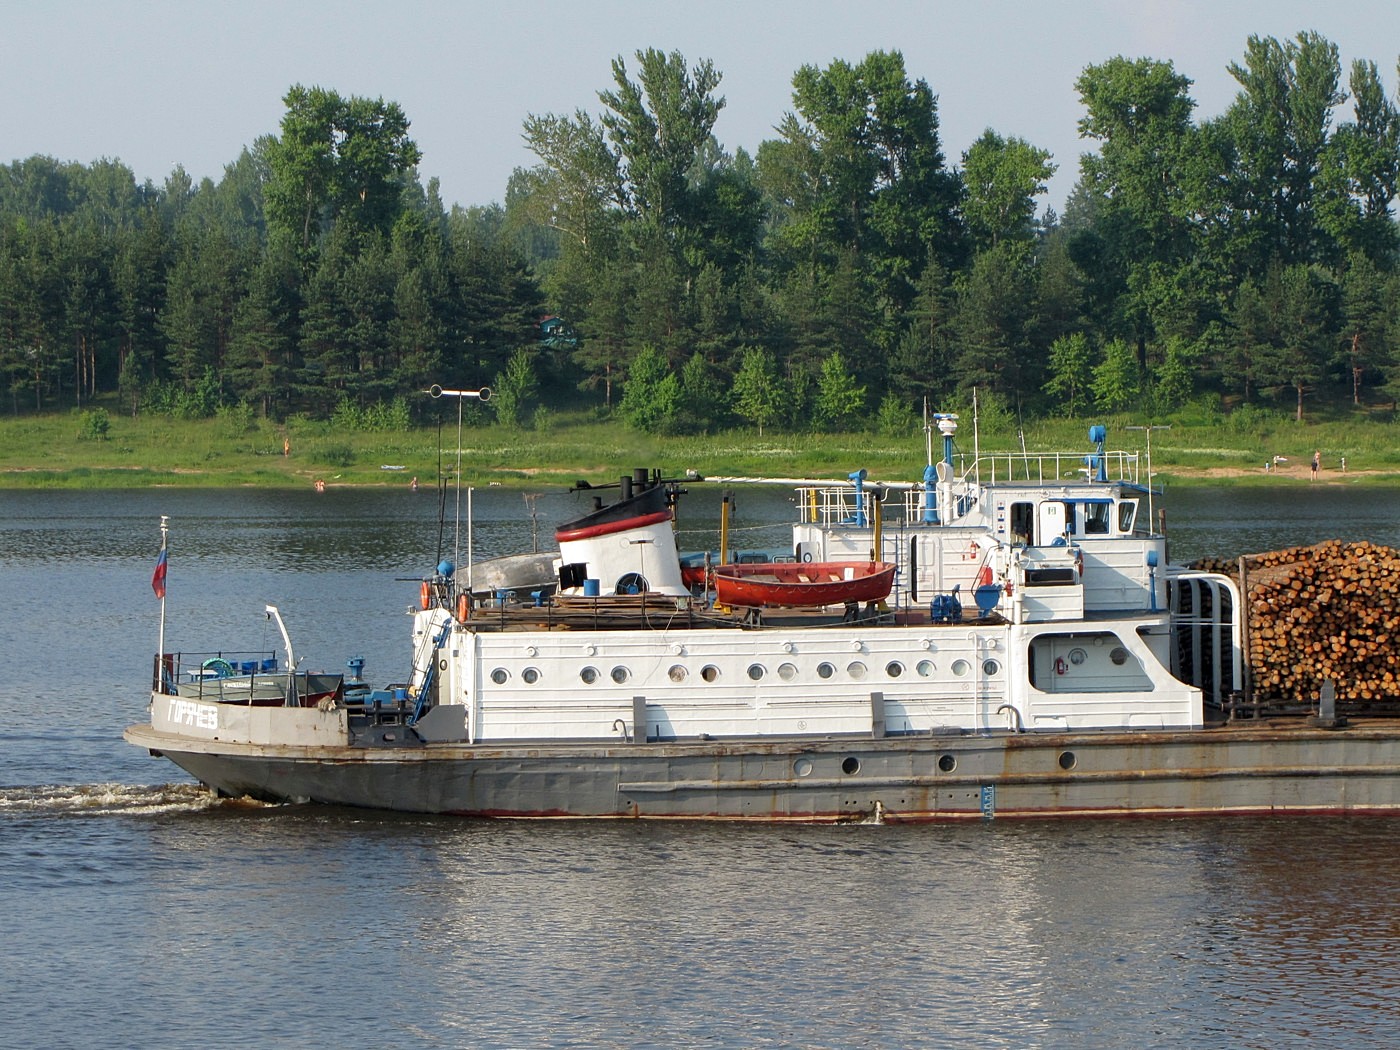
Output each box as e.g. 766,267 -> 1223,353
794,448 -> 1145,529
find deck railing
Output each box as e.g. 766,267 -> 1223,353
796,449 -> 1144,529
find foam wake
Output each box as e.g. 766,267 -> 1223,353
0,782 -> 249,816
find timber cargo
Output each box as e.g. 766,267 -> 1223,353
1192,540 -> 1400,714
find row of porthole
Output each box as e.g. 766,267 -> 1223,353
489,657 -> 1005,686
799,750 -> 1078,777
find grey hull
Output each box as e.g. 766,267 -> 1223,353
125,721 -> 1400,821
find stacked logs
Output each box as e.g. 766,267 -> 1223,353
1191,540 -> 1400,709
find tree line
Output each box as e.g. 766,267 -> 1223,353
3,32 -> 1400,432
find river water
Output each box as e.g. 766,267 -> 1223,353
4,482 -> 1400,1048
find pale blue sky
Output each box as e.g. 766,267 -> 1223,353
3,0 -> 1397,215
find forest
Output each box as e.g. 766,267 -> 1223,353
3,31 -> 1400,436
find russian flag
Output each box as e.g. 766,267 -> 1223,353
152,545 -> 168,599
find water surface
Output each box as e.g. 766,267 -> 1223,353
3,484 -> 1399,1048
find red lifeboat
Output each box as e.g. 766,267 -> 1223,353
713,560 -> 896,608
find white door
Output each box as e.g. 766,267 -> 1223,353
1036,501 -> 1067,545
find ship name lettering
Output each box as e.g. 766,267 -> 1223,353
167,699 -> 218,730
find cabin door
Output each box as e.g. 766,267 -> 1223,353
1037,501 -> 1068,545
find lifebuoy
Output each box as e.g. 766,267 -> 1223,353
420,580 -> 432,610
456,591 -> 471,622
202,657 -> 235,679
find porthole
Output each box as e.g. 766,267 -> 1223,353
668,664 -> 688,682
611,666 -> 630,684
1109,647 -> 1129,666
937,753 -> 956,773
747,664 -> 766,681
885,661 -> 905,678
951,659 -> 971,677
983,659 -> 1001,676
847,661 -> 867,680
817,662 -> 835,680
778,662 -> 798,681
490,667 -> 509,684
580,666 -> 599,684
841,756 -> 861,775
794,757 -> 813,777
521,667 -> 540,684
701,664 -> 720,682
1059,751 -> 1077,770
916,659 -> 935,677
1068,648 -> 1088,666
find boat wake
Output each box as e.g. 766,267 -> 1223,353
0,783 -> 246,817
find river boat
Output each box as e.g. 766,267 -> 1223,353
713,560 -> 896,609
126,415 -> 1400,822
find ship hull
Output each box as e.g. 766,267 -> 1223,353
125,720 -> 1400,821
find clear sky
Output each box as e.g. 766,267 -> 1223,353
3,0 -> 1397,216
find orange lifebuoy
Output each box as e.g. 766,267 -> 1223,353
420,580 -> 432,610
456,591 -> 471,622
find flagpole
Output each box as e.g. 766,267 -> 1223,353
157,515 -> 168,689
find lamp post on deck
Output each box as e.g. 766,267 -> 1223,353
1126,424 -> 1170,530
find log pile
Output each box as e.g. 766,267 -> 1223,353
1191,540 -> 1400,710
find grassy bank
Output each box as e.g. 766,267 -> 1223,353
3,404 -> 1399,489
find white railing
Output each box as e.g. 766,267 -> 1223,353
957,449 -> 1141,486
797,449 -> 1143,529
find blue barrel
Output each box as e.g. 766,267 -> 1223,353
583,579 -> 601,597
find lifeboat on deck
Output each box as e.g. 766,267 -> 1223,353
713,560 -> 896,608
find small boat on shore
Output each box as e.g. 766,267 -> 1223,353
714,559 -> 896,608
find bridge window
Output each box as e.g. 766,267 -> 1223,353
1083,501 -> 1112,534
1118,500 -> 1138,533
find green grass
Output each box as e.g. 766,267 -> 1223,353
3,402 -> 1399,489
